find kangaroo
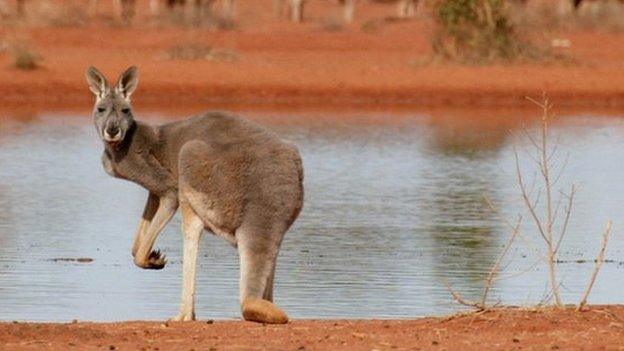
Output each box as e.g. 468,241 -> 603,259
87,0 -> 235,22
85,66 -> 303,324
0,0 -> 26,17
275,0 -> 417,23
161,0 -> 236,18
573,0 -> 624,10
88,0 -> 137,21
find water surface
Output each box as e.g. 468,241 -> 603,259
0,110 -> 623,321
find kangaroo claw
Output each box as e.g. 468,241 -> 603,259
142,249 -> 166,269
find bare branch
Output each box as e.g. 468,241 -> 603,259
531,188 -> 542,212
484,195 -> 545,260
551,152 -> 571,187
522,128 -> 543,153
480,217 -> 522,306
443,279 -> 485,311
546,134 -> 563,163
554,184 -> 576,255
578,220 -> 613,311
552,191 -> 564,228
515,149 -> 548,244
525,95 -> 546,109
495,258 -> 543,281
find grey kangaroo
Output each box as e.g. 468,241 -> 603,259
85,66 -> 303,324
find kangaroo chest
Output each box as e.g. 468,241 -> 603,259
101,150 -> 132,180
102,152 -> 118,177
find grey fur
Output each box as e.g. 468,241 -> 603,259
86,66 -> 303,321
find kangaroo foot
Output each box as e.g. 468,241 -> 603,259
169,311 -> 195,322
241,297 -> 288,324
135,249 -> 167,270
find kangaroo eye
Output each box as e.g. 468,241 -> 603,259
122,108 -> 130,114
97,107 -> 106,113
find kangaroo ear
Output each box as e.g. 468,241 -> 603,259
116,66 -> 139,100
85,66 -> 110,99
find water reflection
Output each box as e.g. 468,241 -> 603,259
422,158 -> 502,297
427,121 -> 508,157
418,116 -> 508,303
0,110 -> 623,321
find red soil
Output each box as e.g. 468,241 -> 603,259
0,0 -> 624,113
2,306 -> 623,350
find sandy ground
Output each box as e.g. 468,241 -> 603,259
0,0 -> 624,112
1,306 -> 623,350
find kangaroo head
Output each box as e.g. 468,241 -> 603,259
85,66 -> 139,145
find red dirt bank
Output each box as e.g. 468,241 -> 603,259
1,306 -> 623,350
1,0 -> 624,111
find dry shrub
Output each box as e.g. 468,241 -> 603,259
447,95 -> 614,311
360,20 -> 382,33
432,0 -> 524,63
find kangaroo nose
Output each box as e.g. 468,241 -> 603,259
106,126 -> 120,136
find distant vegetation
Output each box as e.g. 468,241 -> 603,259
9,40 -> 41,70
166,43 -> 239,62
1,0 -> 624,65
431,0 -> 525,63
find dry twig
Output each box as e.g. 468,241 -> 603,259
578,220 -> 613,310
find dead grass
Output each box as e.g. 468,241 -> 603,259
42,2 -> 89,27
320,16 -> 345,32
152,3 -> 237,30
165,43 -> 239,61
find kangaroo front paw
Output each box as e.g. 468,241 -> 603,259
169,311 -> 195,322
242,298 -> 288,324
134,249 -> 167,269
148,249 -> 167,268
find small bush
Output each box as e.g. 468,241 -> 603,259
361,19 -> 382,33
10,41 -> 41,70
432,0 -> 525,63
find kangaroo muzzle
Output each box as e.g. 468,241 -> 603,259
103,124 -> 122,142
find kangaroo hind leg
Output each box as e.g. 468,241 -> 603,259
237,226 -> 288,324
263,263 -> 276,302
